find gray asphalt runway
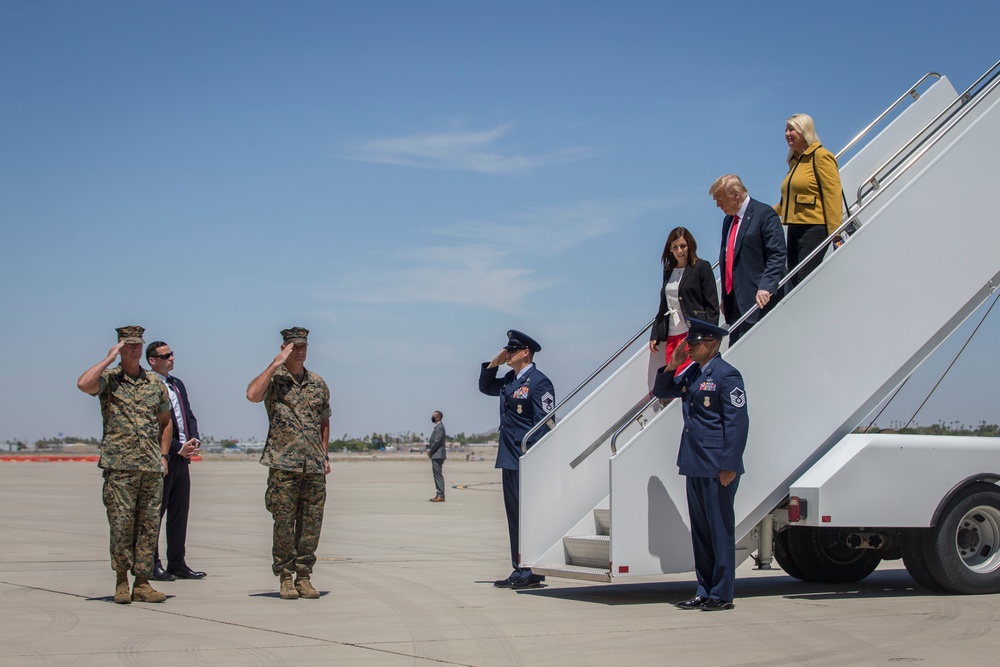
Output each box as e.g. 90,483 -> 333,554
1,459 -> 996,666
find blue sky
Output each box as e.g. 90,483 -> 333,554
2,1 -> 998,444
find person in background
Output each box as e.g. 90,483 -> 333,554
776,113 -> 844,288
649,226 -> 719,372
427,410 -> 447,502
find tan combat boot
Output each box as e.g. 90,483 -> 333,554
295,576 -> 320,599
114,571 -> 131,605
279,573 -> 299,600
132,576 -> 167,603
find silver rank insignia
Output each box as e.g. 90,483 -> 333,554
517,404 -> 523,414
704,396 -> 711,407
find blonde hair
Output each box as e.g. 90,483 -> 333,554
786,113 -> 820,165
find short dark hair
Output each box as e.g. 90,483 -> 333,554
433,410 -> 443,420
146,340 -> 168,361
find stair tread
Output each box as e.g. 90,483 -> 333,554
532,564 -> 612,582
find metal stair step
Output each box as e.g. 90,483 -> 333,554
594,508 -> 610,535
532,564 -> 611,582
564,535 -> 610,569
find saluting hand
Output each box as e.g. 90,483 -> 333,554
665,340 -> 687,371
274,344 -> 295,366
487,349 -> 510,369
107,341 -> 125,360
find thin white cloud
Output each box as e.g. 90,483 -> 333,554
433,199 -> 668,254
324,199 -> 670,313
328,245 -> 550,314
349,125 -> 592,174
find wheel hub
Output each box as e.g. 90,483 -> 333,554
954,506 -> 1000,573
957,526 -> 981,551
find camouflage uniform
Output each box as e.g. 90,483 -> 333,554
96,365 -> 170,576
260,365 -> 331,576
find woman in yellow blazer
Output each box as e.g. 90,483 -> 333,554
776,113 -> 843,288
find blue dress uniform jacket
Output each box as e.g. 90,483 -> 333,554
479,363 -> 556,470
652,356 -> 749,477
652,354 -> 749,602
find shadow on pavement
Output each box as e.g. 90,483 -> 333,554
517,568 -> 935,605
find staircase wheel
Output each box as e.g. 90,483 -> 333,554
786,526 -> 881,583
773,528 -> 808,581
900,528 -> 947,593
923,482 -> 1000,594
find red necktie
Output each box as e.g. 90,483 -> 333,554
725,214 -> 739,294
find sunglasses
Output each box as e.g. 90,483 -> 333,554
151,352 -> 174,360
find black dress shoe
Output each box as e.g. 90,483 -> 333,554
493,576 -> 515,588
700,598 -> 734,611
152,565 -> 176,582
675,595 -> 709,609
510,578 -> 543,589
168,565 -> 207,579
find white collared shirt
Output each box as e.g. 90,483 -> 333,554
516,362 -> 535,381
154,371 -> 187,443
734,195 -> 749,228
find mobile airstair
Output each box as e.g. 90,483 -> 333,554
519,60 -> 1000,588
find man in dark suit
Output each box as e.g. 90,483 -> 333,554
652,319 -> 749,611
479,330 -> 555,590
146,341 -> 207,581
427,410 -> 447,502
710,174 -> 786,342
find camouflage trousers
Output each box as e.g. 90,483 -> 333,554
102,469 -> 163,576
265,469 -> 326,577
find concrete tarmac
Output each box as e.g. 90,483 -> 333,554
1,459 -> 998,666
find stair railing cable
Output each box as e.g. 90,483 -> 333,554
898,289 -> 1000,431
518,316 -> 654,453
857,59 -> 1000,204
834,72 -> 941,162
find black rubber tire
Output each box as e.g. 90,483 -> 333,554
923,482 -> 1000,595
900,528 -> 946,593
773,528 -> 808,581
785,526 -> 881,583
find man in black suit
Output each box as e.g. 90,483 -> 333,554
710,174 -> 786,342
146,341 -> 207,581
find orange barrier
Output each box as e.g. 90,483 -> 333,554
0,455 -> 203,462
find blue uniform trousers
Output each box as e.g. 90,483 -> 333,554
501,469 -> 524,574
686,475 -> 740,601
